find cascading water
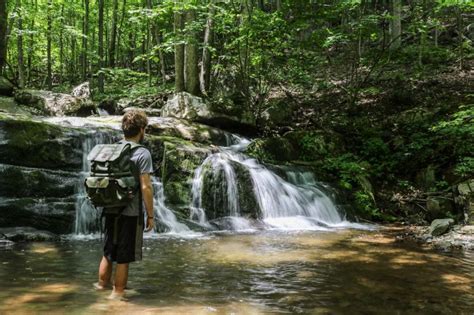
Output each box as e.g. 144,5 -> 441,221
190,136 -> 351,231
74,131 -> 116,235
150,176 -> 191,234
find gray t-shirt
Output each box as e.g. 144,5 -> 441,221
122,144 -> 153,216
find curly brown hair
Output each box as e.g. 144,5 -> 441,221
122,110 -> 148,138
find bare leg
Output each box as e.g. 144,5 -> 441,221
97,256 -> 113,289
113,263 -> 129,294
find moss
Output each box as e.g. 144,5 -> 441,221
245,137 -> 296,163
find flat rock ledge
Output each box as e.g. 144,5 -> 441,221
399,225 -> 474,252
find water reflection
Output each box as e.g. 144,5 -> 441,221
0,229 -> 473,314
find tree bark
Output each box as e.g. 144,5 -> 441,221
109,0 -> 119,67
184,9 -> 200,96
16,0 -> 24,87
0,0 -> 7,76
200,1 -> 215,95
46,0 -> 52,89
174,3 -> 185,93
98,0 -> 105,93
82,0 -> 89,80
389,0 -> 401,50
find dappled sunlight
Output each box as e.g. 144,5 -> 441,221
29,243 -> 59,255
2,283 -> 78,311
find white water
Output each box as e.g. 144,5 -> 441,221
149,177 -> 191,234
190,136 -> 363,231
74,132 -> 116,235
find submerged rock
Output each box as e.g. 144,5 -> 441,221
0,227 -> 60,242
429,218 -> 454,237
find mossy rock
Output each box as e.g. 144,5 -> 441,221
0,164 -> 78,198
245,137 -> 296,163
161,141 -> 211,206
0,197 -> 76,234
0,77 -> 14,96
0,117 -> 83,170
200,160 -> 260,220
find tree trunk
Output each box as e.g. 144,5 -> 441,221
98,0 -> 105,93
200,1 -> 215,95
184,9 -> 200,96
174,4 -> 185,93
0,0 -> 7,76
16,0 -> 24,87
82,0 -> 89,80
109,0 -> 119,67
46,0 -> 52,89
145,0 -> 152,86
389,0 -> 401,50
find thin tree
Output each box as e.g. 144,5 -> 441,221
174,1 -> 185,93
109,0 -> 119,67
16,0 -> 24,87
46,0 -> 52,89
184,8 -> 199,95
390,0 -> 402,50
98,0 -> 105,93
82,0 -> 89,80
0,0 -> 7,76
200,0 -> 215,95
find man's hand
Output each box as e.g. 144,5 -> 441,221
145,217 -> 155,232
140,173 -> 154,232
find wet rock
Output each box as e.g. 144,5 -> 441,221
0,239 -> 14,248
429,218 -> 454,237
0,76 -> 14,96
160,140 -> 211,208
98,98 -> 119,115
0,197 -> 76,234
0,227 -> 60,242
0,164 -> 78,198
14,89 -> 96,117
260,97 -> 294,127
426,196 -> 454,221
0,116 -> 83,170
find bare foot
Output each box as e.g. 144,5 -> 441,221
107,290 -> 127,301
93,282 -> 112,291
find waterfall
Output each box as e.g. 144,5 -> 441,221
190,137 -> 348,231
74,131 -> 116,235
150,177 -> 191,234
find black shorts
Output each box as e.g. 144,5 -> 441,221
103,214 -> 143,264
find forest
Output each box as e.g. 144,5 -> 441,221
0,0 -> 474,313
3,0 -> 471,222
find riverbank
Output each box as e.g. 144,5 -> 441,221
397,224 -> 474,252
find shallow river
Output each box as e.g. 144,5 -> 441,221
1,229 -> 473,314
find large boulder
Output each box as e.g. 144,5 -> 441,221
200,159 -> 259,220
0,77 -> 14,96
0,116 -> 83,170
0,96 -> 31,116
14,89 -> 96,116
260,97 -> 294,127
147,117 -> 238,146
71,81 -> 91,99
428,218 -> 455,237
162,92 -> 256,134
160,140 -> 212,211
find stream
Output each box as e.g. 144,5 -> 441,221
1,116 -> 473,313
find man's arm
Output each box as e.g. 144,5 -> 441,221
140,173 -> 154,231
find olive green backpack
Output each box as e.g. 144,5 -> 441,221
84,140 -> 143,215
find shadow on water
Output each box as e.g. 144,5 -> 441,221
0,229 -> 473,314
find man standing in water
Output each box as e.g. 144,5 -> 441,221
96,110 -> 155,299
